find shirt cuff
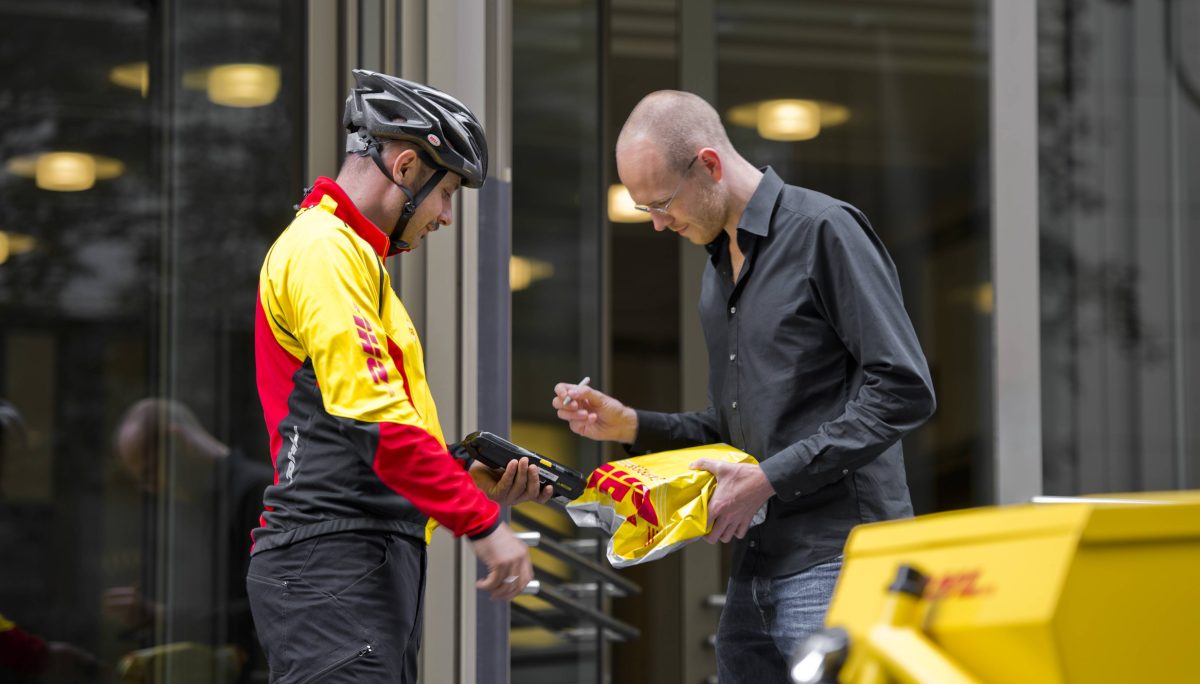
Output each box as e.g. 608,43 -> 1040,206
759,449 -> 803,501
629,409 -> 679,453
761,444 -> 852,502
466,514 -> 501,540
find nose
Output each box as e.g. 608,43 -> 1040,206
438,198 -> 454,226
651,213 -> 672,232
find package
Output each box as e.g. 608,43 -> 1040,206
566,444 -> 763,568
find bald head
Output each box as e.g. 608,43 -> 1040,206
116,398 -> 227,491
616,90 -> 733,171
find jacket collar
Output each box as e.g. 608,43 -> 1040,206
299,177 -> 391,259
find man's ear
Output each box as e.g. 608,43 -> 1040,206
389,146 -> 419,185
699,147 -> 724,183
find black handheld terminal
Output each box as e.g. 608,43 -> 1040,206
460,431 -> 586,503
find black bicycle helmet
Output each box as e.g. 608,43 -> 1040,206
343,70 -> 489,254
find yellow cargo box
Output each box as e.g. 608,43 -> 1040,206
825,492 -> 1200,683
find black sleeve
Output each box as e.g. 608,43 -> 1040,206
759,206 -> 936,500
629,407 -> 723,454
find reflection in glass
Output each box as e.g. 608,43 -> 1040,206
512,0 -> 608,682
0,1 -> 303,682
1039,0 -> 1200,494
716,0 -> 992,513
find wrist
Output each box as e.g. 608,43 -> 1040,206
619,406 -> 638,445
753,465 -> 777,501
468,516 -> 501,541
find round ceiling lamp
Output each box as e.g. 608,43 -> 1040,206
0,231 -> 36,265
607,184 -> 650,223
5,152 -> 126,192
109,62 -> 150,97
726,99 -> 850,142
510,255 -> 555,292
189,63 -> 281,108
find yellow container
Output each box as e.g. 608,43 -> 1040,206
826,492 -> 1200,683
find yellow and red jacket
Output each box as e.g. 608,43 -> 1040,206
251,177 -> 498,553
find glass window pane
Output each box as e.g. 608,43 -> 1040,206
0,1 -> 304,681
1039,0 -> 1200,493
512,1 -> 608,681
716,0 -> 993,511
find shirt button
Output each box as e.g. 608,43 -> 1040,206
730,306 -> 736,314
729,353 -> 736,361
731,401 -> 738,410
843,469 -> 849,475
748,541 -> 757,548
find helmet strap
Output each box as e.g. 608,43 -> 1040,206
356,135 -> 448,255
386,167 -> 448,255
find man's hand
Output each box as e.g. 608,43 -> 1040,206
551,382 -> 638,443
470,522 -> 534,601
690,459 -> 776,543
470,459 -> 553,505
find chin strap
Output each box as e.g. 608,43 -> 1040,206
350,131 -> 448,255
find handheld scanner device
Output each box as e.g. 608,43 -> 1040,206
460,431 -> 586,503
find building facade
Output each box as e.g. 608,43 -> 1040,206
0,1 -> 1195,683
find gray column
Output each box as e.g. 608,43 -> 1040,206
991,0 -> 1042,503
422,2 -> 500,683
679,2 -> 723,684
306,0 -> 340,180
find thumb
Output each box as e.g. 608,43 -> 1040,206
689,458 -> 723,474
570,385 -> 604,405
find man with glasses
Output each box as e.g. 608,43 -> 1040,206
552,90 -> 935,682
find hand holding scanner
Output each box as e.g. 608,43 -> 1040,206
460,431 -> 586,503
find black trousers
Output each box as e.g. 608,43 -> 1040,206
246,531 -> 427,684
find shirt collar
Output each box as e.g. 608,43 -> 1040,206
299,177 -> 391,259
703,166 -> 784,259
738,166 -> 784,237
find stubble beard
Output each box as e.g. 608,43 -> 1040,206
689,182 -> 729,245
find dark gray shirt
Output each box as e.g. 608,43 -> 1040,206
632,167 -> 935,578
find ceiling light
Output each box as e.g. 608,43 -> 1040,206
110,62 -> 149,97
192,63 -> 281,108
0,231 -> 36,265
758,100 -> 820,141
5,152 -> 125,192
952,282 -> 994,315
726,99 -> 850,142
607,184 -> 650,223
510,256 -> 554,292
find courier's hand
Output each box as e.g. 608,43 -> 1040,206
471,522 -> 534,600
470,459 -> 554,505
690,459 -> 776,544
551,383 -> 638,444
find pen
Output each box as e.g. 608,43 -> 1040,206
563,376 -> 591,406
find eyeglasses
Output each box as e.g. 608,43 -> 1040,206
633,155 -> 698,217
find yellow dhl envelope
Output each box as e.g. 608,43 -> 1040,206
566,444 -> 759,568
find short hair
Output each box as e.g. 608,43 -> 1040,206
617,90 -> 733,171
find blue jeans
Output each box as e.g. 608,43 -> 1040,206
715,557 -> 843,683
